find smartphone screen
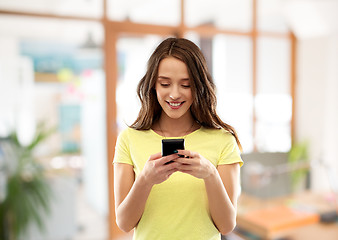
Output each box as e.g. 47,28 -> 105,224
162,139 -> 185,157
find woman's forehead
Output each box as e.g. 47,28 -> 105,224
158,57 -> 189,76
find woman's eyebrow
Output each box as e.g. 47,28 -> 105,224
158,76 -> 190,81
158,76 -> 170,79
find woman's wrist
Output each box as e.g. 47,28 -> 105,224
203,164 -> 218,182
137,172 -> 154,190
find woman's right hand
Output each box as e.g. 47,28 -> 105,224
114,153 -> 179,232
141,152 -> 180,186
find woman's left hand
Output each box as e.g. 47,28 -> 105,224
174,150 -> 216,179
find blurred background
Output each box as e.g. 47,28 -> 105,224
0,0 -> 337,240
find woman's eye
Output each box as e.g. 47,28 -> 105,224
160,83 -> 170,87
182,85 -> 191,88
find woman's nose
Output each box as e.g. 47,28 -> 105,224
169,86 -> 180,100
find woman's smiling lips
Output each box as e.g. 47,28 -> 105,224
167,101 -> 184,109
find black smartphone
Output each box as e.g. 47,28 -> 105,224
162,139 -> 185,164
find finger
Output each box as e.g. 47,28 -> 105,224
157,163 -> 180,178
164,161 -> 181,170
159,154 -> 179,165
174,156 -> 193,165
148,152 -> 162,161
175,164 -> 194,174
176,150 -> 195,158
176,164 -> 193,171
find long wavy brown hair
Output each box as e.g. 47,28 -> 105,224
130,37 -> 242,150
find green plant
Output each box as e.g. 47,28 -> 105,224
288,141 -> 309,192
0,122 -> 55,240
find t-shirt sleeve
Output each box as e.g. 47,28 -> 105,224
113,128 -> 133,166
218,133 -> 243,167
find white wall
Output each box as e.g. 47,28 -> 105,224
296,35 -> 338,191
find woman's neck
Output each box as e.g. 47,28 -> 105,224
156,113 -> 197,137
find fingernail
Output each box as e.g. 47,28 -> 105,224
173,150 -> 178,153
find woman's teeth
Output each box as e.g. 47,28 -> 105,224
169,102 -> 181,107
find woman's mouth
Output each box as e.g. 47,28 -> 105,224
167,101 -> 184,109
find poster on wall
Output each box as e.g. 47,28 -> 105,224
20,40 -> 103,82
59,104 -> 81,153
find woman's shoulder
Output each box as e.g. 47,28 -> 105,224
197,127 -> 237,145
199,126 -> 234,138
199,127 -> 240,153
117,126 -> 153,139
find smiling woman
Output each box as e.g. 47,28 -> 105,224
113,37 -> 243,240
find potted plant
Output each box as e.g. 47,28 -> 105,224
0,122 -> 54,240
288,141 -> 310,192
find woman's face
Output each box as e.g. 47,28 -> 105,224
155,57 -> 193,120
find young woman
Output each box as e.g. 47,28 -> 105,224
113,37 -> 243,240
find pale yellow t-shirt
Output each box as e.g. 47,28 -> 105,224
113,126 -> 243,240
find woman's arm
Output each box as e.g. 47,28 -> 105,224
175,150 -> 241,235
114,163 -> 152,232
204,163 -> 240,235
114,153 -> 180,232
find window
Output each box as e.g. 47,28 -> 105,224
108,0 -> 180,26
212,35 -> 253,152
116,35 -> 165,132
185,0 -> 252,32
256,37 -> 292,152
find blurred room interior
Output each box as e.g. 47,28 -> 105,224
0,0 -> 337,240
